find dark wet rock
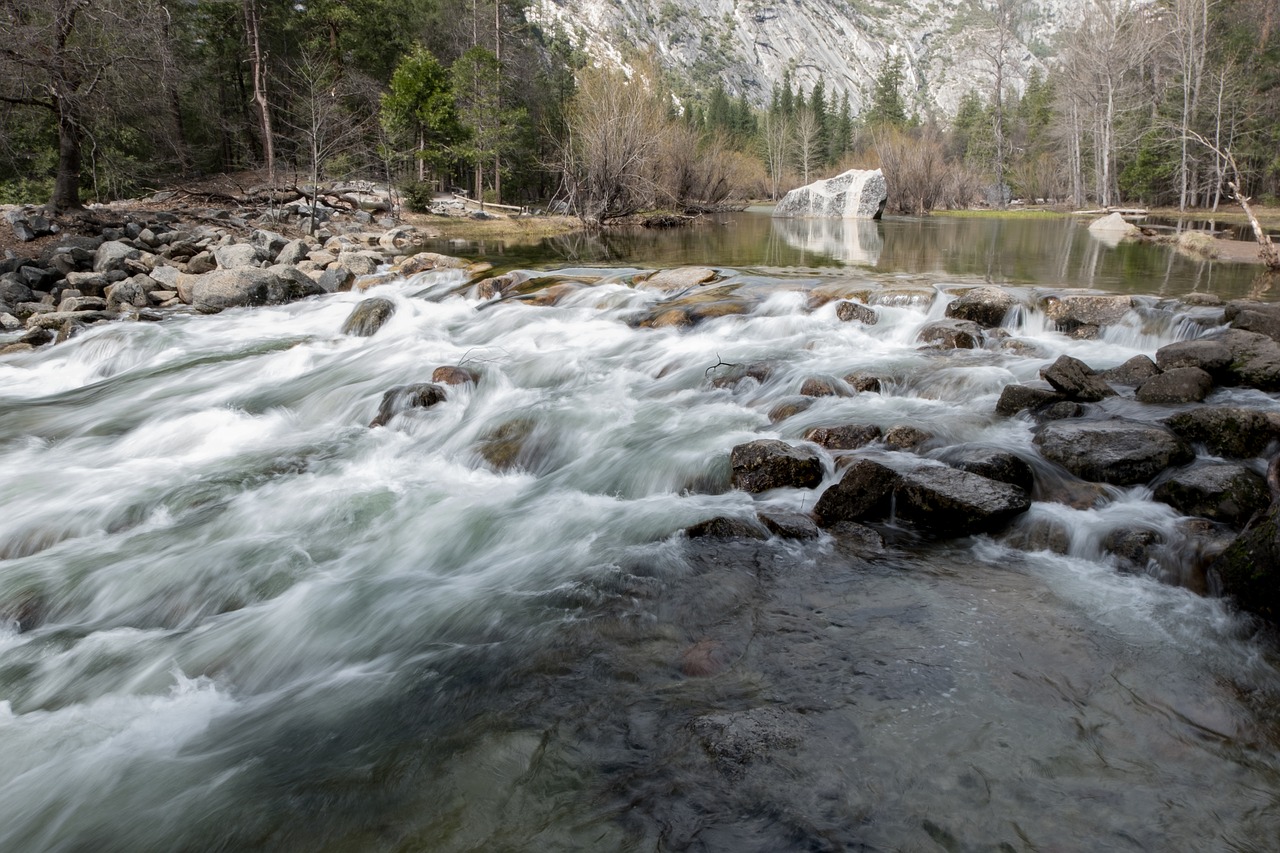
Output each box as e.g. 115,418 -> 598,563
835,300 -> 877,324
1004,517 -> 1071,555
945,286 -> 1016,328
340,297 -> 396,337
708,361 -> 773,390
767,397 -> 814,423
730,439 -> 824,493
1153,463 -> 1269,527
1000,338 -> 1049,357
798,376 -> 849,397
1212,329 -> 1280,391
368,383 -> 447,428
1163,407 -> 1280,458
1104,527 -> 1163,572
1034,419 -> 1194,485
1042,294 -> 1133,332
883,425 -> 931,451
1039,355 -> 1116,402
318,264 -> 357,294
475,418 -> 540,471
995,384 -> 1066,417
843,372 -> 883,393
892,464 -> 1031,535
917,319 -> 982,349
432,366 -> 478,385
690,707 -> 803,779
1224,300 -> 1280,342
1135,366 -> 1214,404
1210,502 -> 1280,620
756,509 -> 821,540
945,448 -> 1035,492
803,423 -> 882,451
55,319 -> 88,344
684,516 -> 770,540
0,276 -> 35,306
1098,355 -> 1161,386
1155,339 -> 1232,375
827,520 -> 886,555
1037,400 -> 1086,421
813,458 -> 898,526
18,327 -> 53,347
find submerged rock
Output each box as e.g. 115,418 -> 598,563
369,383 -> 447,427
340,297 -> 396,336
730,439 -> 824,493
835,300 -> 878,324
756,509 -> 822,540
1034,419 -> 1194,485
767,397 -> 814,423
685,516 -> 770,540
917,319 -> 982,349
637,267 -> 718,291
181,268 -> 292,313
432,365 -> 479,385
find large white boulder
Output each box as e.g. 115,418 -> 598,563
772,169 -> 887,220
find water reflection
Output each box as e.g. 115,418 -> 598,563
418,211 -> 1270,300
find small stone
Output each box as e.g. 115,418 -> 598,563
803,424 -> 882,450
369,383 -> 447,428
1040,355 -> 1116,402
835,300 -> 878,324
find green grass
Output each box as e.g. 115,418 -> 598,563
934,208 -> 1071,219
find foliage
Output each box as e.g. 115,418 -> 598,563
864,55 -> 909,130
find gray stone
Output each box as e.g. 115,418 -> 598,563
317,264 -> 356,294
267,265 -> 325,300
944,447 -> 1035,492
730,439 -> 824,493
1040,354 -> 1116,402
767,397 -> 814,423
1210,503 -> 1280,620
186,251 -> 217,274
63,271 -> 109,296
945,286 -> 1016,328
25,310 -> 113,330
1163,407 -> 1280,458
1034,419 -> 1194,485
1155,339 -> 1232,374
1154,463 -> 1269,527
1098,355 -> 1161,385
148,265 -> 181,288
684,516 -> 770,540
0,313 -> 20,331
996,384 -> 1067,416
183,269 -> 292,314
1224,300 -> 1280,342
835,300 -> 877,324
369,383 -> 447,427
104,275 -> 158,310
773,169 -> 887,219
57,295 -> 107,313
341,297 -> 396,337
756,509 -> 822,540
213,243 -> 262,270
917,318 -> 982,349
883,424 -> 932,450
1041,294 -> 1133,332
813,458 -> 898,526
275,239 -> 310,266
892,464 -> 1031,535
93,240 -> 141,273
336,252 -> 380,277
803,424 -> 882,450
0,276 -> 35,306
1135,367 -> 1213,404
1211,329 -> 1280,391
638,267 -> 718,291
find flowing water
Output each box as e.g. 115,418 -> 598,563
1,215 -> 1279,851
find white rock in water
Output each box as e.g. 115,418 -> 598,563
772,170 -> 887,220
1088,212 -> 1140,234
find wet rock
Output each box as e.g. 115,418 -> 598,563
1212,329 -> 1280,391
369,383 -> 447,428
803,423 -> 882,450
393,252 -> 468,275
892,464 -> 1031,535
1135,367 -> 1213,404
1209,502 -> 1280,620
883,425 -> 931,451
18,327 -> 53,346
756,509 -> 822,540
638,267 -> 718,291
1103,528 -> 1163,572
917,318 -> 982,349
1163,406 -> 1280,458
945,448 -> 1035,492
799,376 -> 849,397
340,297 -> 396,337
835,300 -> 877,324
1040,355 -> 1116,402
995,384 -> 1067,416
0,343 -> 35,355
1153,463 -> 1269,527
318,264 -> 357,294
1155,339 -> 1232,375
690,707 -> 803,778
432,366 -> 478,385
708,361 -> 773,390
1098,355 -> 1161,386
843,372 -> 882,393
474,273 -> 519,300
827,520 -> 886,555
767,397 -> 814,423
475,419 -> 540,470
680,639 -> 733,677
1034,419 -> 1194,485
945,286 -> 1015,328
813,458 -> 898,526
182,269 -> 292,314
1004,517 -> 1072,554
1224,300 -> 1280,342
1042,294 -> 1133,333
730,439 -> 824,493
684,516 -> 770,540
1037,400 -> 1086,420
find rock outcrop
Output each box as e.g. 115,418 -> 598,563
773,170 -> 886,220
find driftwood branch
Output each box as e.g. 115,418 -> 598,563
1185,131 -> 1280,271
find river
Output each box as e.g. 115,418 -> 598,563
0,213 -> 1278,851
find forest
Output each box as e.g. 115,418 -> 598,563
0,0 -> 1277,221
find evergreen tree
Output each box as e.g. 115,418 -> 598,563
864,55 -> 908,129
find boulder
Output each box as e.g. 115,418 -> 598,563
1210,502 -> 1280,620
756,509 -> 822,540
186,251 -> 216,274
766,397 -> 814,423
369,383 -> 447,428
730,439 -> 824,493
944,447 -> 1035,492
844,372 -> 883,393
917,319 -> 982,349
336,252 -> 380,277
0,276 -> 35,306
708,361 -> 773,390
213,243 -> 261,270
250,229 -> 289,260
995,384 -> 1067,416
340,297 -> 396,337
1224,300 -> 1280,342
892,464 -> 1031,535
92,240 -> 141,273
393,252 -> 467,275
945,286 -> 1016,328
1098,354 -> 1161,386
1163,406 -> 1280,458
883,425 -> 931,451
1103,527 -> 1163,572
638,267 -> 718,291
318,264 -> 356,294
1135,367 -> 1213,404
1153,463 -> 1270,526
835,300 -> 878,324
267,264 -> 325,300
813,458 -> 899,526
772,169 -> 887,219
57,295 -> 107,313
1211,329 -> 1280,391
1155,339 -> 1232,375
1040,355 -> 1116,402
432,366 -> 478,385
183,268 -> 292,314
1041,294 -> 1133,333
1088,212 -> 1140,238
275,239 -> 310,266
803,424 -> 882,450
684,516 -> 770,540
104,275 -> 159,311
799,376 -> 849,397
1034,419 -> 1194,485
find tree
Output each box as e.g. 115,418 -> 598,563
381,45 -> 462,186
760,110 -> 792,200
1168,0 -> 1212,210
792,107 -> 822,184
451,46 -> 522,208
964,0 -> 1024,206
0,0 -> 165,210
865,55 -> 909,129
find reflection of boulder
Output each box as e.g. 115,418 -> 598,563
773,169 -> 887,219
770,217 -> 884,265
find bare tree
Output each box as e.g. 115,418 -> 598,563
760,111 -> 792,200
1169,0 -> 1213,210
964,0 -> 1023,206
242,0 -> 275,182
1186,130 -> 1279,270
792,107 -> 821,185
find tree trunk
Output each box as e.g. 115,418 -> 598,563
51,107 -> 83,211
243,0 -> 275,181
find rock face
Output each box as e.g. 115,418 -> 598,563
730,439 -> 824,493
341,297 -> 396,336
1034,419 -> 1194,485
772,169 -> 887,220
